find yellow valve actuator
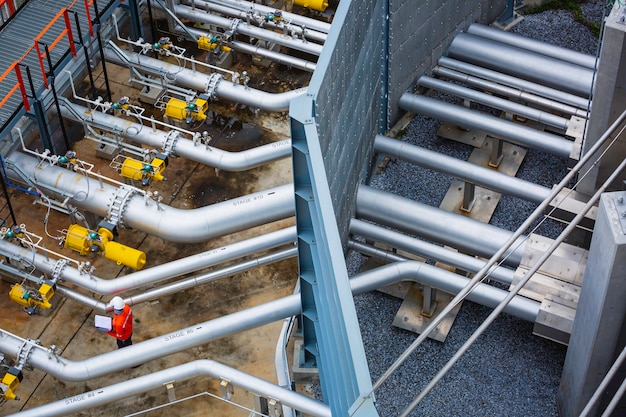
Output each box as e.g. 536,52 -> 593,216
294,0 -> 328,12
165,96 -> 209,123
64,224 -> 147,270
8,283 -> 54,310
1,367 -> 23,401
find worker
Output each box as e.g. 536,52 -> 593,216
104,296 -> 133,348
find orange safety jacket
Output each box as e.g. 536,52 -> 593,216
106,305 -> 133,341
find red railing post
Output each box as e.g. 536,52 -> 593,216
83,0 -> 94,37
33,41 -> 49,89
63,9 -> 77,57
14,65 -> 30,111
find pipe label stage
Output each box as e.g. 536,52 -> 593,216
164,328 -> 194,342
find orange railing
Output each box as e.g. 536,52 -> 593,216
0,0 -> 97,124
0,0 -> 16,18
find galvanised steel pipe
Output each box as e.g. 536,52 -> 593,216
171,4 -> 323,56
433,66 -> 590,119
438,57 -> 590,110
195,0 -> 331,34
0,226 -> 297,295
374,134 -> 552,204
0,259 -> 537,385
398,93 -> 574,159
104,46 -> 307,112
6,152 -> 295,243
60,101 -> 293,171
349,219 -> 516,285
447,32 -> 594,98
418,75 -> 569,130
356,185 -> 527,266
182,0 -> 329,42
176,25 -> 317,72
4,360 -> 331,417
466,23 -> 597,69
349,243 -> 539,321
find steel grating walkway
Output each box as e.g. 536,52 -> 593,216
0,0 -> 95,133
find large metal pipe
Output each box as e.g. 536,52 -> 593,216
356,184 -> 527,266
373,134 -> 552,204
170,4 -> 323,56
175,25 -> 317,72
181,0 -> 329,41
433,66 -> 590,119
104,46 -> 307,112
0,260 -> 538,385
466,23 -> 597,69
5,360 -> 331,417
5,152 -> 295,243
60,101 -> 293,171
447,32 -> 594,98
398,93 -> 574,159
189,0 -> 331,34
418,75 -> 569,130
438,57 -> 590,111
0,226 -> 297,295
349,219 -> 516,285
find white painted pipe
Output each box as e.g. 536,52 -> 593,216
60,101 -> 293,171
5,152 -> 295,243
398,93 -> 574,159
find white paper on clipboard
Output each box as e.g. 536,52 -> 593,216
95,315 -> 112,331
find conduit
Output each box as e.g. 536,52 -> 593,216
349,218 -> 516,285
166,3 -> 324,56
398,93 -> 574,159
181,0 -> 329,41
5,360 -> 331,417
466,23 -> 597,69
0,260 -> 539,384
433,65 -> 590,119
373,134 -> 552,204
437,57 -> 590,111
447,32 -> 594,98
104,45 -> 307,112
417,75 -> 569,130
356,184 -> 527,266
0,226 -> 297,296
176,25 -> 317,72
59,101 -> 293,171
5,152 -> 296,243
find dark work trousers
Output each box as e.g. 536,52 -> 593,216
117,336 -> 133,349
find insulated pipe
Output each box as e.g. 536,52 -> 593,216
438,57 -> 590,110
0,226 -> 297,295
181,0 -> 329,42
5,360 -> 331,417
350,243 -> 538,321
398,93 -> 574,159
373,134 -> 552,204
356,185 -> 527,266
0,260 -> 538,384
170,4 -> 323,56
466,23 -> 597,69
5,152 -> 296,243
433,66 -> 590,119
103,46 -> 307,112
418,75 -> 569,130
447,32 -> 594,98
60,102 -> 293,171
193,0 -> 331,34
175,25 -> 317,72
349,219 -> 516,285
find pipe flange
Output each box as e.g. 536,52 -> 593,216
107,185 -> 138,228
50,259 -> 68,284
206,73 -> 223,99
162,130 -> 180,157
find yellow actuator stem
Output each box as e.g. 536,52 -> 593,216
294,0 -> 329,12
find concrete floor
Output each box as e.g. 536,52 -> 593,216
0,40 -> 308,416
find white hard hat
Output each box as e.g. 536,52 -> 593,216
111,296 -> 125,311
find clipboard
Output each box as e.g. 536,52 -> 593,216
95,314 -> 112,332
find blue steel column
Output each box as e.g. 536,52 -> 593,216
290,93 -> 378,417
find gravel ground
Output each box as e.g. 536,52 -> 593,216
346,2 -> 612,416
